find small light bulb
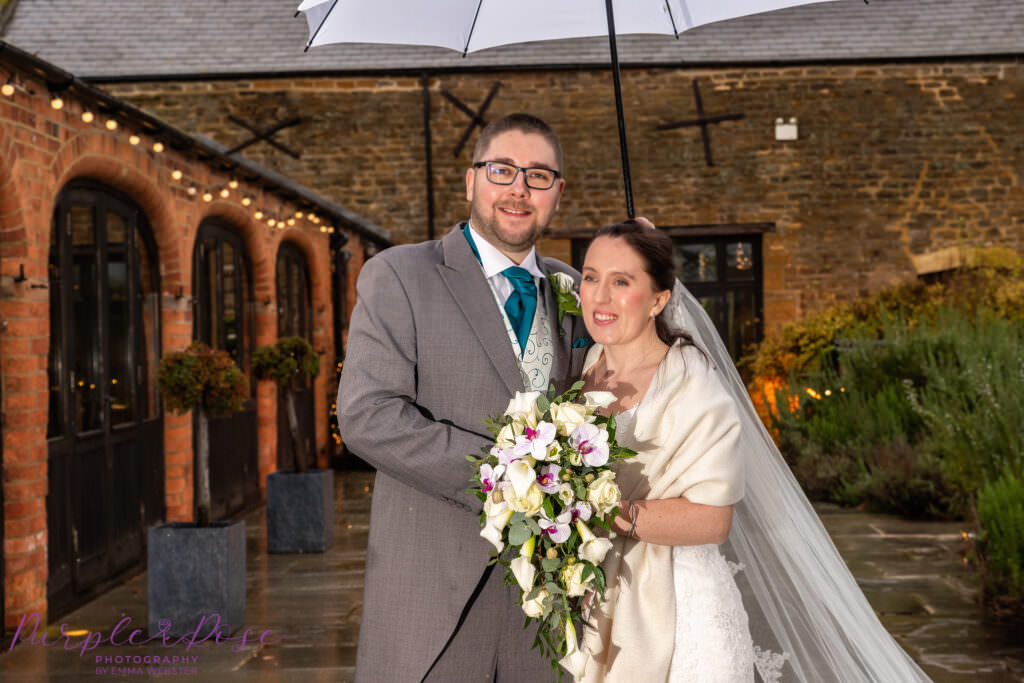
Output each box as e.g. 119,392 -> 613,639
81,110 -> 94,123
152,142 -> 164,153
1,83 -> 14,97
105,119 -> 118,131
254,210 -> 264,220
319,226 -> 327,233
219,188 -> 230,198
171,169 -> 183,180
294,211 -> 304,219
228,179 -> 239,189
241,196 -> 252,206
202,192 -> 213,202
268,219 -> 277,227
50,96 -> 64,110
129,135 -> 141,145
327,226 -> 335,234
187,185 -> 198,196
287,218 -> 295,226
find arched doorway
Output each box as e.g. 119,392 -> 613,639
47,181 -> 164,619
275,241 -> 315,471
192,220 -> 260,520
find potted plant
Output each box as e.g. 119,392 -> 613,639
149,341 -> 250,637
253,336 -> 333,553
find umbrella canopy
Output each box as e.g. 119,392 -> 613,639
297,0 -> 850,216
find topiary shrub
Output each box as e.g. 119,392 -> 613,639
157,342 -> 249,526
253,336 -> 321,472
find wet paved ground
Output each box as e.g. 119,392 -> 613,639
0,471 -> 1021,682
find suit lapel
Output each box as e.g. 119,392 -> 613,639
438,227 -> 524,397
537,260 -> 571,392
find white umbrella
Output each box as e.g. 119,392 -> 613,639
297,0 -> 852,217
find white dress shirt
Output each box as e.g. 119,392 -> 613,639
466,222 -> 544,306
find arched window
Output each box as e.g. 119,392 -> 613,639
193,220 -> 260,518
46,181 -> 163,619
275,241 -> 316,470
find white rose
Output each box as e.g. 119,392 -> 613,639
587,473 -> 621,517
560,562 -> 594,598
549,401 -> 592,437
583,391 -> 618,412
551,271 -> 576,294
504,391 -> 542,426
522,588 -> 549,619
507,482 -> 545,517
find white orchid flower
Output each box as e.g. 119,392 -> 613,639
569,501 -> 593,523
513,421 -> 557,461
479,463 -> 505,495
535,464 -> 562,494
570,422 -> 610,467
539,509 -> 573,544
577,520 -> 614,565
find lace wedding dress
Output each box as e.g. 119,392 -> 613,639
614,405 -> 765,683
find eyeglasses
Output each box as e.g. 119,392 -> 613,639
473,161 -> 561,190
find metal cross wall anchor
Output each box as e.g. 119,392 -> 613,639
441,82 -> 502,157
656,79 -> 745,167
226,115 -> 303,159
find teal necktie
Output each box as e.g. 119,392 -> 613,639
502,266 -> 537,357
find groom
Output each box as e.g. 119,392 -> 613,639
338,113 -> 589,682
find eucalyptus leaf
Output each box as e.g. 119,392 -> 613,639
508,523 -> 532,547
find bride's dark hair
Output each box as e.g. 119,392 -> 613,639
588,219 -> 702,351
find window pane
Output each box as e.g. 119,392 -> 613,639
71,206 -> 101,432
222,242 -> 241,362
726,242 -> 755,281
726,289 -> 758,360
676,243 -> 717,283
204,244 -> 220,348
107,212 -> 134,425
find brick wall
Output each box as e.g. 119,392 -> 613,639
106,59 -> 1023,330
0,64 -> 356,627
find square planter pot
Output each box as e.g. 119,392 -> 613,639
147,520 -> 246,638
266,469 -> 335,553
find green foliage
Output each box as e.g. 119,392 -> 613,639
252,336 -> 321,387
746,252 -> 1024,382
770,308 -> 1022,519
156,342 -> 249,418
976,470 -> 1024,611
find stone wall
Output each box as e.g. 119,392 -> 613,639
106,59 -> 1023,330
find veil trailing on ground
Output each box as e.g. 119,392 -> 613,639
664,281 -> 932,682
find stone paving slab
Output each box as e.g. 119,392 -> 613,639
1,473 -> 1021,681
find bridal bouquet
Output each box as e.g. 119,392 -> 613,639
468,381 -> 636,679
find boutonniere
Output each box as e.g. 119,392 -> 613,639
548,272 -> 582,334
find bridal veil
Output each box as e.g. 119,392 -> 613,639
665,281 -> 932,682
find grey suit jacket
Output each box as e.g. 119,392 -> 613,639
338,225 -> 588,682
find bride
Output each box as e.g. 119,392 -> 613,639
570,219 -> 931,682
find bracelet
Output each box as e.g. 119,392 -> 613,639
627,502 -> 639,539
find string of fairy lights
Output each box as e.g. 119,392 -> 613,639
2,70 -> 337,236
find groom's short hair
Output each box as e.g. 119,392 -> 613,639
472,113 -> 563,172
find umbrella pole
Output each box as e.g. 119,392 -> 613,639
604,0 -> 635,219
